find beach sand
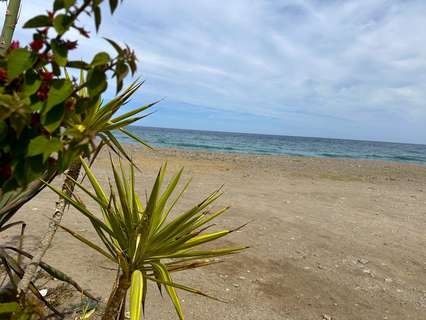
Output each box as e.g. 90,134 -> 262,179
2,146 -> 426,319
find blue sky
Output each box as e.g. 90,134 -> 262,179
7,0 -> 426,143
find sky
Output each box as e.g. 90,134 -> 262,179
4,0 -> 426,144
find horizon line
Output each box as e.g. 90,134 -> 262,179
128,125 -> 426,146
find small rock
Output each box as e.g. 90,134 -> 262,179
232,283 -> 240,288
39,289 -> 48,297
125,311 -> 130,319
225,288 -> 230,292
322,314 -> 332,320
238,276 -> 246,280
358,258 -> 369,265
362,269 -> 374,277
384,278 -> 393,283
32,208 -> 39,211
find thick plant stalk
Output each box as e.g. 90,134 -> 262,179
0,0 -> 21,55
17,159 -> 82,296
102,273 -> 131,320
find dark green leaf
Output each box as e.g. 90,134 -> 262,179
53,0 -> 65,10
22,70 -> 41,97
91,52 -> 110,67
0,120 -> 7,142
94,6 -> 101,32
27,156 -> 45,182
53,0 -> 64,11
7,49 -> 37,80
42,104 -> 66,133
129,58 -> 137,75
30,100 -> 44,111
53,14 -> 73,35
86,68 -> 107,97
51,39 -> 68,66
104,37 -> 123,54
67,60 -> 89,69
51,61 -> 61,76
27,136 -> 62,162
109,0 -> 118,13
59,148 -> 79,171
64,0 -> 76,9
46,79 -> 73,112
115,61 -> 128,93
23,15 -> 50,28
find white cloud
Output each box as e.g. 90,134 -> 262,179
4,0 -> 426,142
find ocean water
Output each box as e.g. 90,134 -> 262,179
115,126 -> 426,164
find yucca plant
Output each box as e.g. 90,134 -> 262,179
71,78 -> 156,164
45,157 -> 246,320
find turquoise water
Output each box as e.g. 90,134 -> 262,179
115,126 -> 426,164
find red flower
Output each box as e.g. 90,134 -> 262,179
39,52 -> 52,62
0,68 -> 7,82
30,39 -> 44,51
64,40 -> 78,50
10,40 -> 20,49
47,11 -> 54,22
40,71 -> 54,81
36,84 -> 49,101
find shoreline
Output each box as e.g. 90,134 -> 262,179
122,142 -> 426,166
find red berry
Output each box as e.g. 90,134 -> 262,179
30,39 -> 44,51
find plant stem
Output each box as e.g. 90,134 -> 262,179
0,0 -> 21,55
102,273 -> 131,320
17,159 -> 82,296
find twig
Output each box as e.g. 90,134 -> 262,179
17,159 -> 82,296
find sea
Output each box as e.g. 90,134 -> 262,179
114,126 -> 426,165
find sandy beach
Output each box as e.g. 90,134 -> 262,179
2,146 -> 426,319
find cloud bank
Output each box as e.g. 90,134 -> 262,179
6,0 -> 426,143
